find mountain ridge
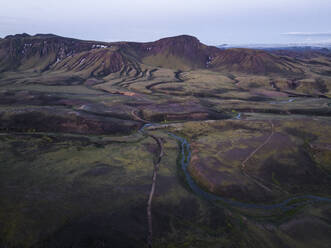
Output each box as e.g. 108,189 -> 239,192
0,33 -> 324,77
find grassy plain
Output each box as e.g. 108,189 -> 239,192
0,59 -> 331,248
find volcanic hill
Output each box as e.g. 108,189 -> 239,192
0,33 -> 306,76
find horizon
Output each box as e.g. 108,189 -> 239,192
1,0 -> 331,46
2,32 -> 331,48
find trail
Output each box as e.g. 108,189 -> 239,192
146,134 -> 164,248
145,70 -> 184,93
169,131 -> 331,210
241,120 -> 275,192
131,110 -> 149,123
132,111 -> 164,248
241,120 -> 274,170
131,114 -> 331,246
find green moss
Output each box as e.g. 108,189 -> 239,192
271,172 -> 281,186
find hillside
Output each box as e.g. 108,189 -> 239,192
0,33 -> 331,98
209,48 -> 303,74
0,33 -> 311,76
133,35 -> 220,70
0,33 -> 93,72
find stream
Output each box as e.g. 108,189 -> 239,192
140,120 -> 331,211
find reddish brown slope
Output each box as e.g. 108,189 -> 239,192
209,48 -> 303,74
0,33 -> 141,77
137,35 -> 219,68
0,34 -> 95,72
0,33 -> 306,75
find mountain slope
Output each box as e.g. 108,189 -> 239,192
209,48 -> 303,74
0,33 -> 143,78
132,35 -> 220,70
0,33 -> 322,77
0,33 -> 93,72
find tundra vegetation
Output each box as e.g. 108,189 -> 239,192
0,33 -> 331,248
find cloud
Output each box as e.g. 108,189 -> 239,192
282,32 -> 331,37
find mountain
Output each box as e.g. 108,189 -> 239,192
0,33 -> 135,77
0,33 -> 325,77
217,42 -> 331,50
217,43 -> 331,59
208,48 -> 302,74
133,35 -> 220,70
0,34 -> 222,74
266,47 -> 331,59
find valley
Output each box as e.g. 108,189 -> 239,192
0,33 -> 331,248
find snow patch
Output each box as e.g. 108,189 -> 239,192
54,58 -> 61,65
92,44 -> 108,49
22,43 -> 32,54
79,58 -> 86,65
206,56 -> 213,67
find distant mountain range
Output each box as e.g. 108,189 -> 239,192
217,43 -> 331,59
217,42 -> 331,49
0,33 -> 330,77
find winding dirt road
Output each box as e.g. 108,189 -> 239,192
131,110 -> 164,248
146,134 -> 164,248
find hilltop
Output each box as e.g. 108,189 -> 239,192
0,33 -> 313,76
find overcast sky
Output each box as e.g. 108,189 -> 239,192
1,0 -> 331,45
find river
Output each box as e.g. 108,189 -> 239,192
141,120 -> 331,211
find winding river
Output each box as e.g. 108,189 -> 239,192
141,120 -> 331,211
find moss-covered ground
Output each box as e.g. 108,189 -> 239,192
0,64 -> 331,247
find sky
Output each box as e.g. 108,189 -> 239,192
1,0 -> 331,45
